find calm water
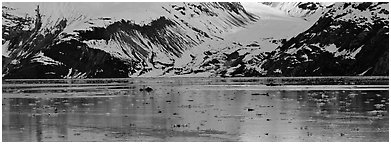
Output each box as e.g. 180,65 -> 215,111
2,77 -> 389,142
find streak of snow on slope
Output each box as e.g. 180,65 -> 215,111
30,52 -> 64,66
81,2 -> 259,72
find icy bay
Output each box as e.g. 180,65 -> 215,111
2,77 -> 389,142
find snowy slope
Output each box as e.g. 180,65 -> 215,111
2,2 -> 258,78
164,2 -> 324,77
164,2 -> 388,77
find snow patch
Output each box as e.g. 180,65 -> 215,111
324,44 -> 338,53
2,40 -> 11,57
334,45 -> 363,59
273,69 -> 282,74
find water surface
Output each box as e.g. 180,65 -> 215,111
2,77 -> 389,141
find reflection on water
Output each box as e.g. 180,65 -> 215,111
2,77 -> 389,142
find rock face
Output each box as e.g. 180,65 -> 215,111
2,2 -> 257,78
2,2 -> 389,78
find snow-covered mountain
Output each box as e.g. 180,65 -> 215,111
2,2 -> 257,78
261,2 -> 389,76
2,2 -> 389,78
163,2 -> 389,77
